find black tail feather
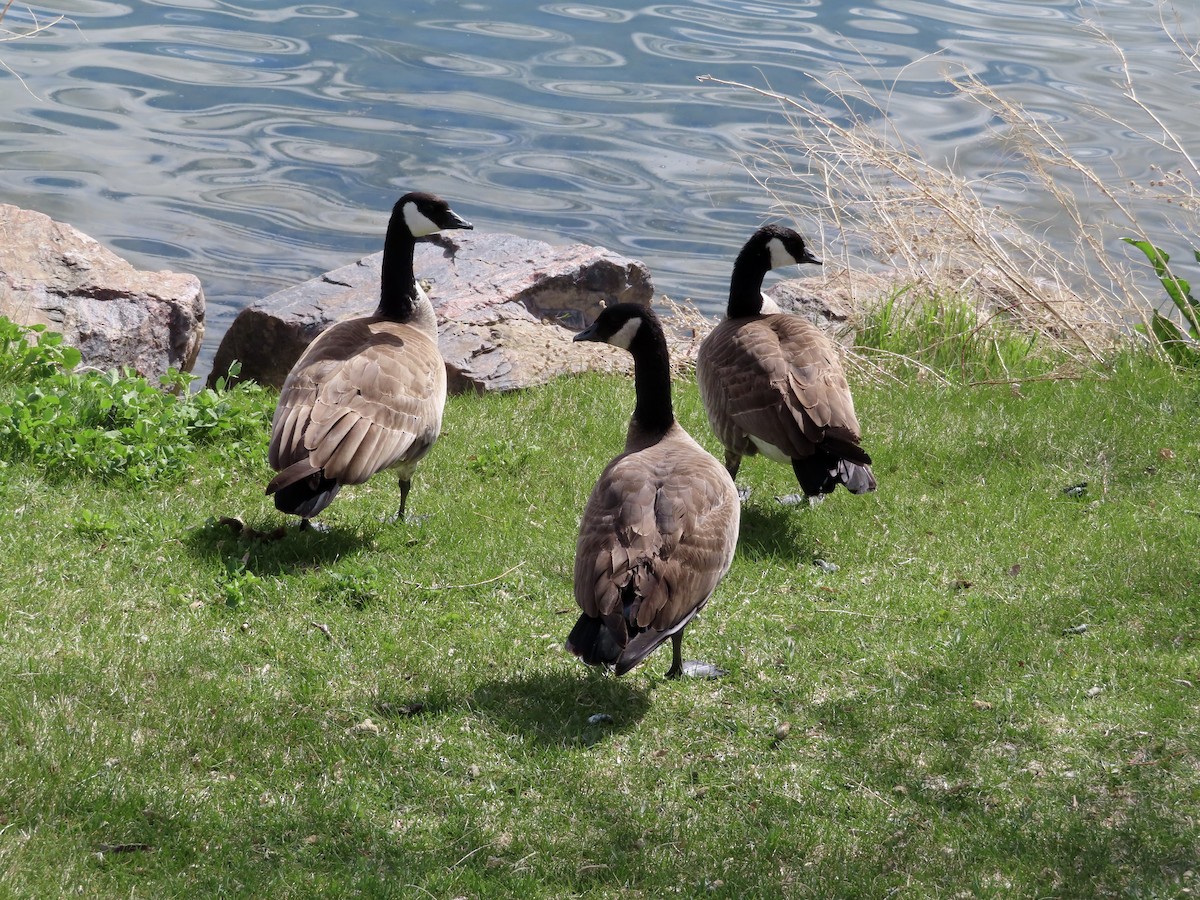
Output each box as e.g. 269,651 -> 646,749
566,614 -> 623,668
567,600 -> 707,677
272,473 -> 341,518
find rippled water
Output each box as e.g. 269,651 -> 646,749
0,0 -> 1196,374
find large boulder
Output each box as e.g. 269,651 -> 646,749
209,231 -> 654,392
0,204 -> 205,378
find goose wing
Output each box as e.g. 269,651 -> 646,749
574,433 -> 739,652
268,318 -> 446,485
700,315 -> 862,457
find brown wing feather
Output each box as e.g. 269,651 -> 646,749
574,426 -> 740,646
697,314 -> 862,460
268,317 -> 446,485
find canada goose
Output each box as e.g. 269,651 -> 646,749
569,303 -> 741,678
696,224 -> 875,502
266,191 -> 472,528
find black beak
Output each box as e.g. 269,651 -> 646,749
573,322 -> 600,343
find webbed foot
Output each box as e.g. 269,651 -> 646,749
678,660 -> 727,679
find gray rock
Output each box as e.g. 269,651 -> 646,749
209,230 -> 653,392
770,268 -> 892,334
0,204 -> 205,379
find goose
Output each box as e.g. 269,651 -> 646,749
696,224 -> 876,503
266,191 -> 472,528
569,303 -> 741,679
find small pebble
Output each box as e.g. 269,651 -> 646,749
587,713 -> 614,726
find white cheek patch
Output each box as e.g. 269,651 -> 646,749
758,293 -> 782,314
767,236 -> 799,270
404,203 -> 442,237
607,317 -> 642,350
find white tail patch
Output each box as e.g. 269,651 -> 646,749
607,316 -> 642,350
767,236 -> 799,270
403,202 -> 442,237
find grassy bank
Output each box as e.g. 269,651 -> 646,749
0,335 -> 1198,898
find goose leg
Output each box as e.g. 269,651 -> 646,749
724,451 -> 741,481
299,517 -> 330,533
724,451 -> 750,501
386,476 -> 432,525
665,631 -> 727,680
665,632 -> 684,679
392,476 -> 412,523
399,477 -> 411,521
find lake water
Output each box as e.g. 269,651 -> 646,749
1,0 -> 1196,376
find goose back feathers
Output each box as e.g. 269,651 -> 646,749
569,304 -> 740,677
696,224 -> 876,497
266,191 -> 472,524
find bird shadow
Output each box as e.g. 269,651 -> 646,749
183,514 -> 374,574
467,668 -> 652,748
735,500 -> 820,563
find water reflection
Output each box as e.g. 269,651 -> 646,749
0,0 -> 1196,374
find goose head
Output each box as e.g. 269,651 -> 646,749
742,223 -> 821,271
727,224 -> 822,317
378,191 -> 472,324
575,303 -> 676,438
573,303 -> 658,352
393,191 -> 474,238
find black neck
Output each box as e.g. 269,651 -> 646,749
726,244 -> 768,318
628,320 -> 675,437
377,221 -> 419,320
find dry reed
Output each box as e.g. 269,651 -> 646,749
696,6 -> 1200,367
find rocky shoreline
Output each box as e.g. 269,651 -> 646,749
0,203 -> 870,392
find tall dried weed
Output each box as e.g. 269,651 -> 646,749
698,7 -> 1200,369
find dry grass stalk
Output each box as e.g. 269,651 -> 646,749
0,1 -> 65,95
656,294 -> 715,374
699,12 -> 1200,365
700,72 -> 1111,363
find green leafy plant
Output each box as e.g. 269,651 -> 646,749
70,508 -> 119,539
217,560 -> 264,609
0,317 -> 82,382
0,318 -> 267,482
466,437 -> 541,478
1123,238 -> 1200,367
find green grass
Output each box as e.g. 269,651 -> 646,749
1,340 -> 1198,897
854,288 -> 1049,382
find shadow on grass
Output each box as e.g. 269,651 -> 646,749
735,501 -> 819,562
798,662 -> 1197,897
183,516 -> 374,574
468,668 -> 652,748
